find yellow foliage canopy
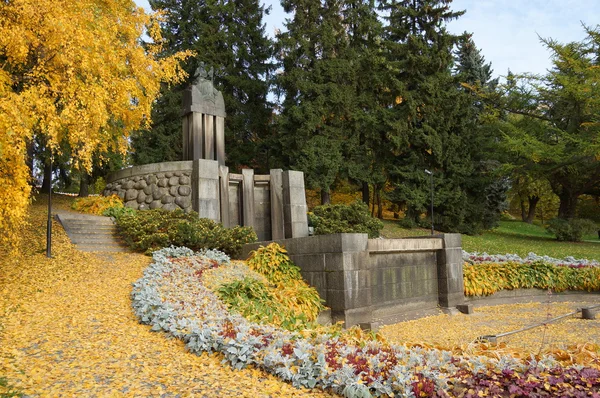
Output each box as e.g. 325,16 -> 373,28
0,0 -> 191,246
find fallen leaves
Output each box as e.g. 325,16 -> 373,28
380,302 -> 600,368
0,195 -> 333,397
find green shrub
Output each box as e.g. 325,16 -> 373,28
309,201 -> 384,238
102,205 -> 135,219
115,209 -> 257,256
546,218 -> 597,242
215,243 -> 324,330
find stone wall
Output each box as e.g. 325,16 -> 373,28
104,161 -> 193,212
241,233 -> 464,328
104,161 -> 309,241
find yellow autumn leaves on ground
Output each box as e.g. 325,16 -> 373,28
380,301 -> 600,368
0,197 -> 333,397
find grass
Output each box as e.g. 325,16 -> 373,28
381,219 -> 600,261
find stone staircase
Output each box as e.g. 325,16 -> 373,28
55,212 -> 130,253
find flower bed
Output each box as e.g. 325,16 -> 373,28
463,251 -> 600,296
132,247 -> 600,397
463,251 -> 599,268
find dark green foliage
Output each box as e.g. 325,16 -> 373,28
115,209 -> 257,256
102,205 -> 136,220
275,0 -> 389,205
454,34 -> 498,91
133,0 -> 274,171
378,2 -> 509,234
309,201 -> 383,238
275,0 -> 350,202
546,218 -> 597,242
493,27 -> 600,219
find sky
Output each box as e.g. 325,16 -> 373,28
134,0 -> 600,78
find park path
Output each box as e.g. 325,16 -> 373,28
0,203 -> 333,397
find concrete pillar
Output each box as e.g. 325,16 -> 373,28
191,113 -> 203,161
241,169 -> 255,229
215,116 -> 225,166
182,114 -> 189,160
191,159 -> 220,221
437,233 -> 465,308
282,170 -> 309,238
270,169 -> 285,240
203,115 -> 214,160
219,165 -> 230,227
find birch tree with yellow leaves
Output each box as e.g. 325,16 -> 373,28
0,0 -> 190,246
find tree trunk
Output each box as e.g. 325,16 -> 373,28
371,188 -> 376,217
40,162 -> 52,193
362,182 -> 370,206
320,189 -> 330,205
525,196 -> 539,224
520,200 -> 527,222
79,174 -> 90,197
376,189 -> 383,219
26,139 -> 34,186
557,191 -> 579,219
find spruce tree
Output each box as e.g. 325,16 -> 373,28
379,0 -> 487,232
132,0 -> 274,170
340,0 -> 388,208
454,35 -> 508,230
276,0 -> 353,204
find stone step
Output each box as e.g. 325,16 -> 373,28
55,212 -> 131,253
62,226 -> 118,233
73,243 -> 131,253
58,219 -> 116,226
69,236 -> 123,244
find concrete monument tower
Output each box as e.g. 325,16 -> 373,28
182,65 -> 226,164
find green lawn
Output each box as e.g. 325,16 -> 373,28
381,219 -> 600,261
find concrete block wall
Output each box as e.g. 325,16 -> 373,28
242,233 -> 464,328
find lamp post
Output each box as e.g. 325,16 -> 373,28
424,169 -> 434,235
46,156 -> 53,258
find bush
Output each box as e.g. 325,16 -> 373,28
546,218 -> 597,242
309,201 -> 383,238
239,243 -> 324,327
71,194 -> 123,215
102,205 -> 135,219
115,209 -> 257,257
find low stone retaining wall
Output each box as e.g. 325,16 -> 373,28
466,288 -> 600,307
242,233 -> 464,328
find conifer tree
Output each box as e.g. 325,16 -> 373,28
493,26 -> 600,219
276,0 -> 353,204
379,0 -> 487,232
341,0 -> 388,207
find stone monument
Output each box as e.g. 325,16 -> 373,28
104,65 -> 309,241
182,65 -> 226,164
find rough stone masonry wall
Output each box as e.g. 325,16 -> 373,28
104,161 -> 193,212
